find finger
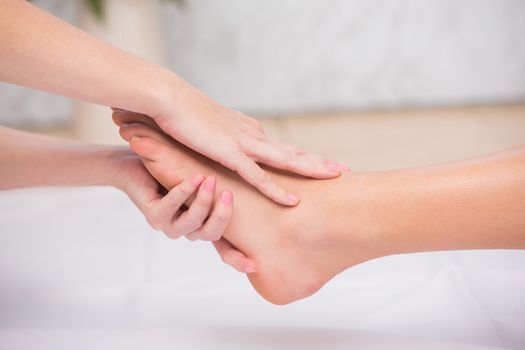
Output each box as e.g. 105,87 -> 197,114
112,110 -> 125,127
213,238 -> 257,273
275,141 -> 351,172
112,110 -> 162,131
112,109 -> 158,128
146,174 -> 204,237
247,139 -> 342,179
112,108 -> 144,126
119,122 -> 169,144
186,190 -> 232,242
234,153 -> 300,206
122,163 -> 164,215
169,176 -> 216,237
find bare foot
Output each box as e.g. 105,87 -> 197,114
115,113 -> 383,304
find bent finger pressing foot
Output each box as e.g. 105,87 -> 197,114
116,118 -> 257,274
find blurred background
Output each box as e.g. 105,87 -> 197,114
1,0 -> 524,170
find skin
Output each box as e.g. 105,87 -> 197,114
0,0 -> 346,207
0,126 -> 255,273
115,111 -> 525,305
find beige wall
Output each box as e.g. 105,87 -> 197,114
259,105 -> 525,171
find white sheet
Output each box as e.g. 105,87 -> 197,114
0,187 -> 524,349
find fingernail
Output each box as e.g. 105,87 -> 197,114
192,174 -> 205,187
221,191 -> 233,205
325,161 -> 341,173
244,266 -> 256,273
205,176 -> 216,192
287,193 -> 300,204
130,136 -> 141,142
338,163 -> 351,171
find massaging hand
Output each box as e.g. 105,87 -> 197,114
1,1 -> 345,207
150,81 -> 348,206
113,154 -> 255,273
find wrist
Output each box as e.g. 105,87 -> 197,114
147,69 -> 190,121
89,145 -> 136,190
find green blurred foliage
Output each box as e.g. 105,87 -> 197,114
28,0 -> 186,21
87,0 -> 186,20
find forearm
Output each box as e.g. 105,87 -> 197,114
354,147 -> 525,255
0,126 -> 126,190
0,0 -> 180,117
